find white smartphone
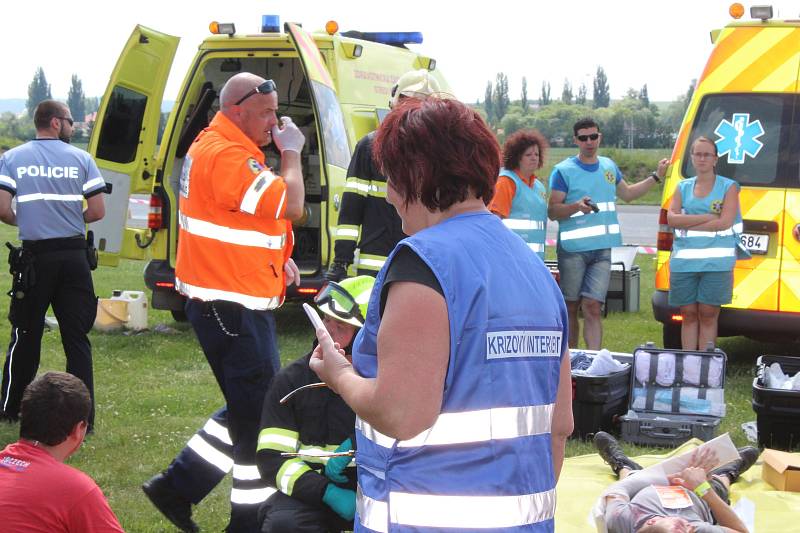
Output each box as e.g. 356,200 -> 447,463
302,303 -> 328,333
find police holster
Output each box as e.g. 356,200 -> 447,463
6,242 -> 36,329
86,231 -> 98,271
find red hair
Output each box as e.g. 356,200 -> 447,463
503,129 -> 548,170
373,97 -> 500,211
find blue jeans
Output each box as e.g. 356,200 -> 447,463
557,245 -> 612,302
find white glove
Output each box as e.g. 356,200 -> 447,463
271,117 -> 305,153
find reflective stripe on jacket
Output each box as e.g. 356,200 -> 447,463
351,212 -> 567,532
554,156 -> 622,252
670,175 -> 741,273
499,168 -> 548,259
175,112 -> 292,310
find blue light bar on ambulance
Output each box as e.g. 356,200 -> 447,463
262,15 -> 280,33
340,30 -> 423,46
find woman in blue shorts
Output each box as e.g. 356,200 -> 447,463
667,136 -> 744,350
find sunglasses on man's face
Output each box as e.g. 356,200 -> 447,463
576,133 -> 600,142
234,79 -> 277,106
56,116 -> 74,127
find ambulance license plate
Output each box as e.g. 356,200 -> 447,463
740,233 -> 769,254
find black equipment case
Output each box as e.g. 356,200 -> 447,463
752,354 -> 800,450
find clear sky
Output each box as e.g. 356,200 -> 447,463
3,1 -> 796,104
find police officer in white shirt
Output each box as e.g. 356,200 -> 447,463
0,100 -> 106,429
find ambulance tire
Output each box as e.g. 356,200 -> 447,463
662,323 -> 681,349
171,309 -> 188,322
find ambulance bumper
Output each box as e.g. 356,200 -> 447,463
652,289 -> 800,341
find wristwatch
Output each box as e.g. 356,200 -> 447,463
648,172 -> 661,184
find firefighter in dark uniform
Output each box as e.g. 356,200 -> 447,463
325,70 -> 441,281
0,100 -> 105,427
257,275 -> 375,532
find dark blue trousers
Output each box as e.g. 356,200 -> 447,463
184,299 -> 279,533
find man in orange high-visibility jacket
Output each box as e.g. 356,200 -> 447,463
155,72 -> 305,533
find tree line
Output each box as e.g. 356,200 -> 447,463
1,67 -> 99,150
479,66 -> 696,149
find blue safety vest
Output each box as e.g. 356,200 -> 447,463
499,169 -> 548,259
553,156 -> 622,252
670,175 -> 742,273
352,211 -> 567,532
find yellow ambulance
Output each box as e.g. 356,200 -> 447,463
86,17 -> 449,317
653,3 -> 800,347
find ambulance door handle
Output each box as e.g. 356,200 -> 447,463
142,171 -> 151,180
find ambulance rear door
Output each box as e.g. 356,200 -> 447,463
684,92 -> 795,313
778,89 -> 800,313
88,25 -> 179,266
285,22 -> 351,271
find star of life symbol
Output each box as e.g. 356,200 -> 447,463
713,113 -> 765,164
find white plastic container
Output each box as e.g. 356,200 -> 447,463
94,290 -> 148,332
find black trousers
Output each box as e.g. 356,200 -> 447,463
259,491 -> 353,533
1,247 -> 97,426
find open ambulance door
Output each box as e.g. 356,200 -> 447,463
88,25 -> 179,266
285,23 -> 351,272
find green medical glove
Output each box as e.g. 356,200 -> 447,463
325,438 -> 353,484
323,484 -> 356,520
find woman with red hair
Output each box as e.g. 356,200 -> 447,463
490,129 -> 550,259
310,97 -> 573,532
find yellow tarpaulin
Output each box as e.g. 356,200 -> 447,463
555,439 -> 800,532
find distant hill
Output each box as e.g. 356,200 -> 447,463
0,98 -> 174,115
0,99 -> 26,114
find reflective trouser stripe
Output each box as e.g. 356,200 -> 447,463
560,224 -> 619,242
230,486 -> 276,504
276,458 -> 312,496
16,193 -> 83,203
672,247 -> 735,259
83,176 -> 106,192
503,219 -> 544,230
528,242 -> 544,253
357,404 -> 554,448
233,464 -> 261,481
203,418 -> 233,446
357,487 -> 556,530
187,434 -> 234,473
179,213 -> 285,249
357,255 -> 386,271
240,170 -> 278,215
175,277 -> 281,310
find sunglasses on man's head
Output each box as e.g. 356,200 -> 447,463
576,133 -> 600,142
234,79 -> 277,106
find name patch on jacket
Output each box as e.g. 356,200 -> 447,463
486,330 -> 562,359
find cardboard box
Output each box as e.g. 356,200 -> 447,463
762,448 -> 800,491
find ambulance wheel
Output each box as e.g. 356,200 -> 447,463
662,323 -> 681,349
171,309 -> 188,322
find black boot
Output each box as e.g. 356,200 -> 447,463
142,472 -> 199,533
709,446 -> 760,484
593,431 -> 643,476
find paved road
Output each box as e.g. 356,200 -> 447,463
546,204 -> 659,247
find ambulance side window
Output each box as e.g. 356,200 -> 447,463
96,86 -> 147,164
310,81 -> 351,170
684,93 -> 795,187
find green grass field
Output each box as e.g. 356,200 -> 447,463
0,224 -> 797,531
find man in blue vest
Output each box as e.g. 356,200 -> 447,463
0,100 -> 106,428
548,118 -> 666,349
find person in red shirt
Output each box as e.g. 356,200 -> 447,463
0,371 -> 123,532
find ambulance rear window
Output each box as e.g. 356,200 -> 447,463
96,85 -> 147,164
683,93 -> 798,188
